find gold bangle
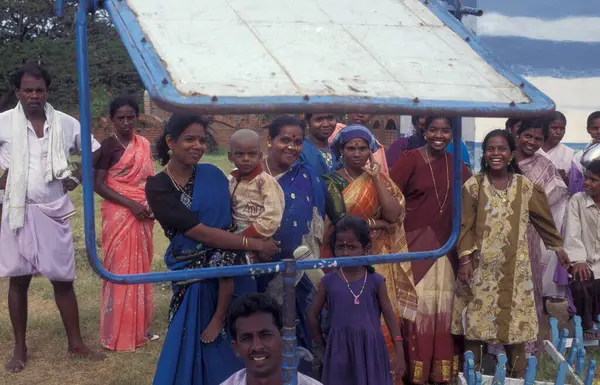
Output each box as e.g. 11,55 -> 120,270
242,236 -> 247,248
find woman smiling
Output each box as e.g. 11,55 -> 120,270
257,115 -> 327,377
145,114 -> 278,385
390,117 -> 471,385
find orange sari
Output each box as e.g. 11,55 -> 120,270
100,134 -> 155,351
322,172 -> 417,383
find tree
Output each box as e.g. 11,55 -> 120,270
0,0 -> 144,116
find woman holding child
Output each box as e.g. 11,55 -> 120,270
145,114 -> 278,385
320,124 -> 417,383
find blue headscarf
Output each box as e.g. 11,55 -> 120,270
330,124 -> 381,169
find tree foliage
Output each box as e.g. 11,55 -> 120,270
0,0 -> 143,117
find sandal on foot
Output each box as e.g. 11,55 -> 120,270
583,330 -> 598,340
147,333 -> 160,341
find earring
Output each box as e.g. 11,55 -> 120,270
267,141 -> 272,149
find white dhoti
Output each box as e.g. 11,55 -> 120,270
0,194 -> 76,281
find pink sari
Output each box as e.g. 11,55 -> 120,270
100,134 -> 155,351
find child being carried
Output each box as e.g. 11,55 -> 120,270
228,129 -> 285,263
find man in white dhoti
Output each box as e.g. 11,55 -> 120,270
539,111 -> 574,185
0,63 -> 105,373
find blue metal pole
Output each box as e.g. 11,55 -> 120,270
281,259 -> 298,385
74,0 -> 99,268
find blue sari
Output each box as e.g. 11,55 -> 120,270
255,162 -> 326,374
153,164 -> 254,385
299,138 -> 335,176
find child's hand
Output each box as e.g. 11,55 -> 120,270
200,316 -> 224,344
556,250 -> 570,269
458,261 -> 473,284
392,349 -> 406,381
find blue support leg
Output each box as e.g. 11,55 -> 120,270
554,361 -> 568,385
585,360 -> 596,385
574,315 -> 584,351
493,353 -> 507,385
464,351 -> 475,385
576,346 -> 586,376
523,356 -> 537,385
567,340 -> 578,366
549,317 -> 559,348
475,371 -> 482,385
558,328 -> 569,355
281,259 -> 298,385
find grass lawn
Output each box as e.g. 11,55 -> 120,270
0,150 -> 597,384
0,152 -> 233,385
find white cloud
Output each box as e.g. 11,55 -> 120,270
477,12 -> 600,43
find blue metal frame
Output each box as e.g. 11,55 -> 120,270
75,0 -> 467,285
102,0 -> 554,117
66,1 -> 563,384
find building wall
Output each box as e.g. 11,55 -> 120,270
143,91 -> 401,150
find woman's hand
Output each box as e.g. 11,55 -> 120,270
556,250 -> 570,269
128,200 -> 152,220
458,259 -> 473,284
252,238 -> 280,260
362,153 -> 381,179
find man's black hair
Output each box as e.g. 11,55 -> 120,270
227,293 -> 283,340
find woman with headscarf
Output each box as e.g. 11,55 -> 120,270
321,124 -> 418,383
390,117 -> 471,385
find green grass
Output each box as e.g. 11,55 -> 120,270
0,153 -> 232,385
0,151 -> 597,384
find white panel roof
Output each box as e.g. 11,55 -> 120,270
107,0 -> 554,115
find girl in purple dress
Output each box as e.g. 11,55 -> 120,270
308,216 -> 405,385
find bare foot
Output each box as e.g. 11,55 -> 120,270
201,317 -> 224,344
68,345 -> 106,361
5,346 -> 27,373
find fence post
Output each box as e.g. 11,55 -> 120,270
524,356 -> 537,385
493,353 -> 507,385
584,360 -> 596,385
281,259 -> 298,385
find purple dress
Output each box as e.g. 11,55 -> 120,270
321,271 -> 393,385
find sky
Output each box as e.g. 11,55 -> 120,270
472,0 -> 600,78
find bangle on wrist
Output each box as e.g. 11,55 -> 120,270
460,259 -> 471,266
393,335 -> 403,342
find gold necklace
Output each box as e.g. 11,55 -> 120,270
113,133 -> 129,149
343,168 -> 360,182
264,157 -> 290,177
489,173 -> 511,203
165,164 -> 192,201
425,148 -> 449,215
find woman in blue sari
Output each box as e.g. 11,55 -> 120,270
145,114 -> 279,385
258,115 -> 327,375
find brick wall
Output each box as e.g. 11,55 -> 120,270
142,91 -> 402,150
72,113 -> 164,147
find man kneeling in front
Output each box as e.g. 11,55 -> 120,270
222,293 -> 322,385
